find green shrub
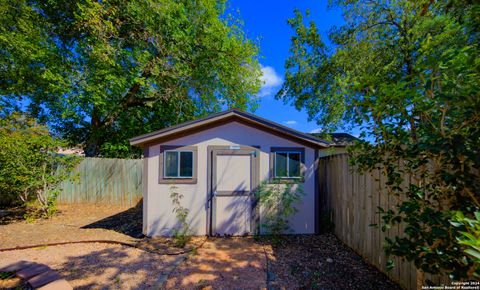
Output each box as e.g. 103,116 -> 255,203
0,113 -> 80,217
169,185 -> 191,247
255,180 -> 304,244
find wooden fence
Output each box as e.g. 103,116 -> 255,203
318,154 -> 448,290
58,158 -> 143,206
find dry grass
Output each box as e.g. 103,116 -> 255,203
0,204 -> 141,249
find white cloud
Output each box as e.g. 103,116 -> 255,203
309,128 -> 324,134
284,120 -> 298,126
258,65 -> 283,97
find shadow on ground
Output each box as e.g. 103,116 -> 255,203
166,237 -> 267,289
262,234 -> 401,290
58,245 -> 169,289
0,243 -> 177,290
0,207 -> 27,225
81,200 -> 143,238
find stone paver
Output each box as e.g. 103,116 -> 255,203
28,270 -> 62,288
16,263 -> 50,279
0,261 -> 71,290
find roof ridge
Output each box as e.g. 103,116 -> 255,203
130,109 -> 330,148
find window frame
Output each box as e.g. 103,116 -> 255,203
274,151 -> 302,179
269,147 -> 305,183
159,145 -> 198,184
163,150 -> 194,179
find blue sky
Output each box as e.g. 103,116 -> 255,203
227,0 -> 346,134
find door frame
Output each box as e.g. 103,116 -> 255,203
206,145 -> 260,236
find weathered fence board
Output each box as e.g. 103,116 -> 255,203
319,154 -> 447,290
58,158 -> 143,206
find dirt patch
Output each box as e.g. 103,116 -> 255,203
136,236 -> 207,255
262,234 -> 400,290
81,202 -> 143,238
0,204 -> 141,249
0,243 -> 178,290
166,237 -> 267,289
0,203 -> 206,256
0,205 -> 400,289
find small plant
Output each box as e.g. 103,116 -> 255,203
23,214 -> 35,224
169,185 -> 191,248
190,247 -> 198,256
0,272 -> 15,280
450,211 -> 480,279
255,180 -> 304,244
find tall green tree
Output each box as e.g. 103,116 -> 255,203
280,0 -> 479,282
0,0 -> 261,157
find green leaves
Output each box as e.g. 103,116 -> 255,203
0,0 -> 262,157
0,113 -> 80,215
169,185 -> 191,247
450,211 -> 480,278
255,180 -> 305,243
281,0 -> 480,281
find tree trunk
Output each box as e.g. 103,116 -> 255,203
84,107 -> 103,157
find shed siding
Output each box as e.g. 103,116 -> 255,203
145,121 -> 317,236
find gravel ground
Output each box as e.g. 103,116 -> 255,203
0,243 -> 178,289
0,205 -> 400,289
262,234 -> 401,290
166,237 -> 267,289
136,236 -> 207,255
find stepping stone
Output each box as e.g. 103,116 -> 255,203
0,260 -> 34,272
28,269 -> 62,288
37,279 -> 73,290
16,263 -> 50,279
0,261 -> 72,290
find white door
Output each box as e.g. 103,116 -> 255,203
210,147 -> 259,236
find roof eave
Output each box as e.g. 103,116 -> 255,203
129,110 -> 330,148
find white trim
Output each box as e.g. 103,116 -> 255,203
164,150 -> 194,178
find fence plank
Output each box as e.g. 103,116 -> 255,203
319,154 -> 448,290
58,157 -> 143,206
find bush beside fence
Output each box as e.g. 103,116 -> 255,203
58,158 -> 143,207
318,154 -> 449,290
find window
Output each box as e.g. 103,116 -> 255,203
275,151 -> 301,178
164,151 -> 193,178
270,147 -> 305,181
159,145 -> 197,184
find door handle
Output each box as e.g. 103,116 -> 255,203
207,191 -> 216,205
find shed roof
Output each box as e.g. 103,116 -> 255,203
309,132 -> 360,147
130,109 -> 330,148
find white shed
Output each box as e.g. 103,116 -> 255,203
130,109 -> 330,236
